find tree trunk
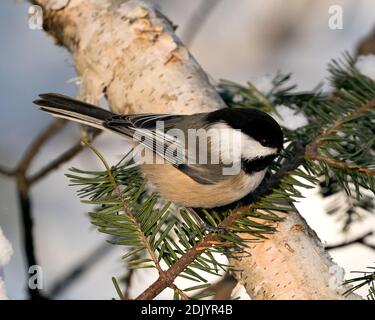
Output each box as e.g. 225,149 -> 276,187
32,0 -> 360,299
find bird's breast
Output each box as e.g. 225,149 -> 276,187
140,164 -> 266,208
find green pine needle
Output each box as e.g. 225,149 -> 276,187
66,53 -> 375,299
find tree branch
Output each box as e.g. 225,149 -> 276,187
310,155 -> 375,176
12,119 -> 67,299
28,130 -> 101,185
15,184 -> 46,299
182,0 -> 222,46
30,0 -> 362,300
305,98 -> 375,174
123,268 -> 135,300
136,146 -> 306,300
87,143 -> 166,276
17,119 -> 66,175
0,116 -> 98,299
135,123 -> 372,299
357,26 -> 375,56
306,99 -> 375,161
0,166 -> 15,177
48,239 -> 114,298
0,119 -> 66,180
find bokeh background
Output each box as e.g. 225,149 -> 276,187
0,0 -> 375,299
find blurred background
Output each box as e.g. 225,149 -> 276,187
0,0 -> 374,299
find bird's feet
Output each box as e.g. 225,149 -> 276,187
200,221 -> 226,234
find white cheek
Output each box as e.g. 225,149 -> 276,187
241,133 -> 278,160
208,123 -> 242,164
208,123 -> 277,163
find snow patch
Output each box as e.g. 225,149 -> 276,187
0,279 -> 8,300
232,94 -> 244,103
0,228 -> 12,266
272,104 -> 308,130
0,227 -> 12,300
328,264 -> 345,290
253,75 -> 274,94
355,54 -> 375,81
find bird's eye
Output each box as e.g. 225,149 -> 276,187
260,138 -> 267,145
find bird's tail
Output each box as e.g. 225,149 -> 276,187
33,93 -> 114,130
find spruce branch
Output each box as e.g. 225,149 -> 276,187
112,277 -> 126,300
67,55 -> 375,299
69,139 -> 308,300
74,143 -> 229,298
170,283 -> 191,300
311,156 -> 375,176
25,0 -> 372,299
344,263 -> 375,299
135,142 -> 310,299
55,53 -> 375,300
305,97 -> 375,177
82,142 -> 165,275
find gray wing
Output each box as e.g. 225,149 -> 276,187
34,93 -> 225,185
104,113 -> 187,165
176,164 -> 225,185
105,113 -> 227,185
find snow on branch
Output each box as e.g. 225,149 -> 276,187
0,227 -> 13,300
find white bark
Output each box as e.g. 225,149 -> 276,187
36,0 -> 223,112
230,210 -> 360,299
33,0 -> 360,299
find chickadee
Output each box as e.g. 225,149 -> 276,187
34,93 -> 283,211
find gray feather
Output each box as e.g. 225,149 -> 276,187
34,93 -> 229,185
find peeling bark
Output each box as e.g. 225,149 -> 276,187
37,0 -> 223,112
32,0 -> 360,299
230,210 -> 360,299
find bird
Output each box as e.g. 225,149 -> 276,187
34,93 -> 283,230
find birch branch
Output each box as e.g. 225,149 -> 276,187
32,0 -> 360,299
